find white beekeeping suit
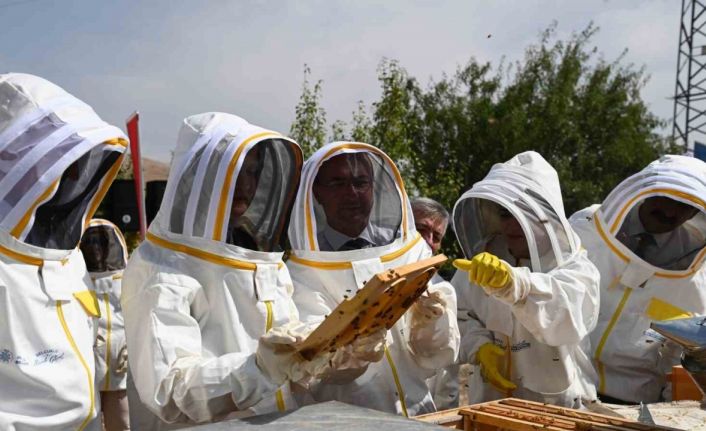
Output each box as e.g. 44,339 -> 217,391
0,73 -> 127,430
570,155 -> 706,403
121,113 -> 305,429
80,219 -> 130,430
287,141 -> 460,417
450,151 -> 599,408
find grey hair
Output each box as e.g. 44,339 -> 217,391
411,197 -> 449,224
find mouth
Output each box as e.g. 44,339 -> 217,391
340,203 -> 365,212
651,211 -> 676,226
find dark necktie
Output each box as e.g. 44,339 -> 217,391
338,237 -> 374,251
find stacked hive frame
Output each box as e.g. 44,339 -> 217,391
415,398 -> 681,430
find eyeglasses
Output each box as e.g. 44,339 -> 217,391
315,178 -> 372,191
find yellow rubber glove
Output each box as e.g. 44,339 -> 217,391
453,252 -> 511,289
476,343 -> 517,392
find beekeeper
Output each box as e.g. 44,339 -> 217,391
0,73 -> 127,430
450,151 -> 600,408
286,142 -> 460,417
570,155 -> 706,404
80,219 -> 130,431
122,113 -> 321,429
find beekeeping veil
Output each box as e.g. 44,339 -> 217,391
0,73 -> 127,250
453,151 -> 577,272
155,112 -> 301,251
80,219 -> 128,273
288,142 -> 413,252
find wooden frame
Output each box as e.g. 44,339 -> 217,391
296,254 -> 447,360
415,399 -> 681,431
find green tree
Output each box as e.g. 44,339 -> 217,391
291,24 -> 676,258
374,24 -> 673,256
350,100 -> 373,143
290,65 -> 327,157
330,119 -> 347,141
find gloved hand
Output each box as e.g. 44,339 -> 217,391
328,329 -> 387,368
410,289 -> 447,329
317,329 -> 387,384
454,252 -> 512,289
256,321 -> 316,385
476,342 -> 516,392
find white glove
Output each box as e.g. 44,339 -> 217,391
347,328 -> 387,363
256,321 -> 310,385
410,289 -> 447,329
317,329 -> 388,384
257,321 -> 336,385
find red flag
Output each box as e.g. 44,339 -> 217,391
126,112 -> 147,240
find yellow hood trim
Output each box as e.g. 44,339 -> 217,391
594,215 -> 704,279
147,232 -> 282,271
288,234 -> 422,270
0,241 -> 43,266
609,188 -> 706,233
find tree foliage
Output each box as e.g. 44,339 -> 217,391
290,65 -> 327,158
289,23 -> 677,257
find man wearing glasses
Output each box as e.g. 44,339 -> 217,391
312,153 -> 392,251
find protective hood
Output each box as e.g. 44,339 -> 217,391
288,142 -> 415,253
0,73 -> 127,250
152,112 -> 302,252
453,151 -> 577,272
596,155 -> 706,274
80,218 -> 128,273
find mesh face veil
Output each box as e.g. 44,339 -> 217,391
0,73 -> 127,250
311,152 -> 402,250
155,113 -> 302,252
288,142 -> 414,253
453,152 -> 576,273
226,140 -> 300,251
612,199 -> 706,271
597,155 -> 706,272
80,220 -> 128,272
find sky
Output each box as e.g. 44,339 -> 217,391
0,0 -> 679,161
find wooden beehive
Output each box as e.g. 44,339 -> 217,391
671,365 -> 705,401
416,399 -> 681,431
296,254 -> 447,360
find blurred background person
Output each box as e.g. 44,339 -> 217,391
81,219 -> 130,431
411,197 -> 449,255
